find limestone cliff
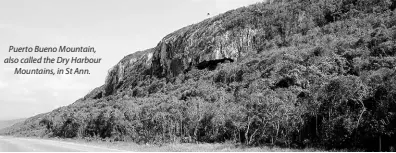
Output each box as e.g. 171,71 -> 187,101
95,6 -> 264,97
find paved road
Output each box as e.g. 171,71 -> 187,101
0,136 -> 127,152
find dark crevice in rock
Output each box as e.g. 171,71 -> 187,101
92,92 -> 103,99
274,77 -> 295,89
196,58 -> 234,70
183,62 -> 194,74
297,92 -> 307,99
390,0 -> 396,10
116,81 -> 124,89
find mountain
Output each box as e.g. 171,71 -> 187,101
0,118 -> 25,130
2,0 -> 396,151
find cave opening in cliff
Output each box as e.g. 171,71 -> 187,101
196,58 -> 234,70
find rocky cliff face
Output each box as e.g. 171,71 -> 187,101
103,48 -> 155,96
96,9 -> 262,97
151,19 -> 258,78
85,48 -> 154,98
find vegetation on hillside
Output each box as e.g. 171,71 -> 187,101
2,0 -> 396,151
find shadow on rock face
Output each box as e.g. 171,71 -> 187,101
196,58 -> 234,70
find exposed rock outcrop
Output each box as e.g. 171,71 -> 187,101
92,8 -> 265,98
85,48 -> 154,98
103,48 -> 154,96
151,20 -> 258,78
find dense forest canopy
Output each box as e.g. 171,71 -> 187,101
2,0 -> 396,151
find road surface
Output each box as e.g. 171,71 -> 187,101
0,136 -> 127,152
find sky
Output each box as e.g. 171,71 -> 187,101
0,0 -> 264,120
